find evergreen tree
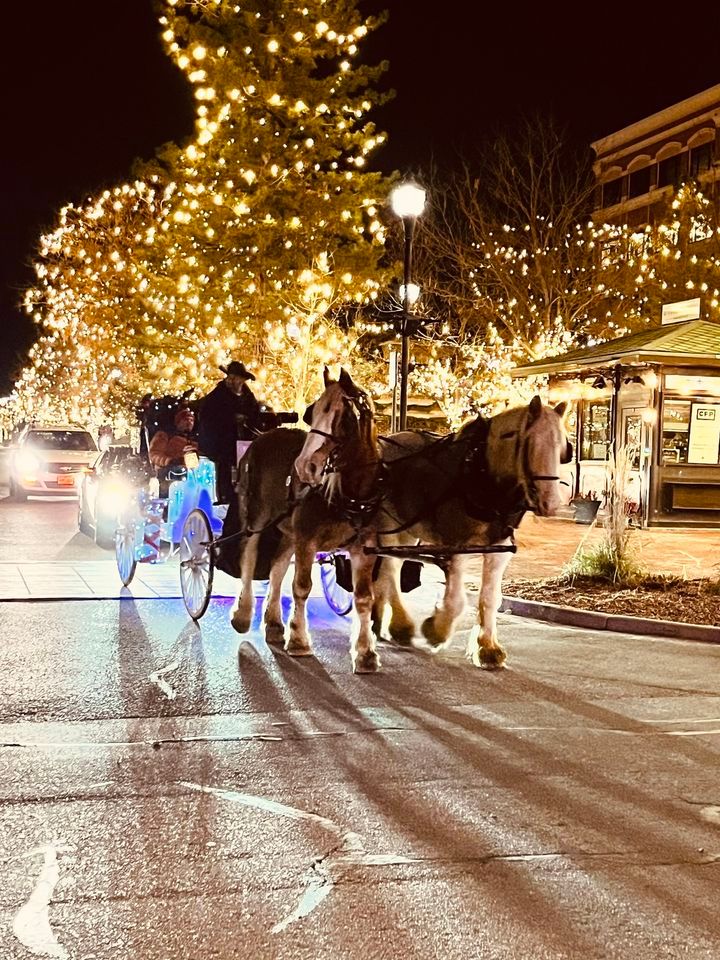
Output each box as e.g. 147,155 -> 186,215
16,0 -> 392,424
142,0 -> 392,411
17,179 -> 170,427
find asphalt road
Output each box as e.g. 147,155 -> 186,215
1,486 -> 720,958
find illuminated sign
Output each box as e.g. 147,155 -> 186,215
688,403 -> 720,463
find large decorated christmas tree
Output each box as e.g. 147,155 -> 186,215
16,0 -> 392,426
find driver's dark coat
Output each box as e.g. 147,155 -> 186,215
198,380 -> 260,464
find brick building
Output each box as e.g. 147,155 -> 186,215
592,84 -> 720,226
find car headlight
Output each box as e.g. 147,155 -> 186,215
97,480 -> 130,514
16,450 -> 42,476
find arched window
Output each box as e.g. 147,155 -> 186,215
628,156 -> 653,198
688,129 -> 715,178
601,167 -> 624,207
656,143 -> 684,189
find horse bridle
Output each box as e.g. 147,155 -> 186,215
498,422 -> 572,509
304,392 -> 374,453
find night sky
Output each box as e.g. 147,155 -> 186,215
3,1 -> 720,392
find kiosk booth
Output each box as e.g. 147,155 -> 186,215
512,319 -> 720,528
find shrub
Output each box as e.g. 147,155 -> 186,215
562,445 -> 645,585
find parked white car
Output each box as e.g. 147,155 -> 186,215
9,424 -> 98,500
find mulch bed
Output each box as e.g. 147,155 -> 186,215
503,576 -> 720,627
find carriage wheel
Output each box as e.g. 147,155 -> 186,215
115,521 -> 137,586
180,509 -> 214,621
319,554 -> 353,617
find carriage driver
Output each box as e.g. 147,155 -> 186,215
198,360 -> 261,503
148,406 -> 199,470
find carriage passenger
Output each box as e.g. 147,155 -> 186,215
198,360 -> 260,503
148,406 -> 198,470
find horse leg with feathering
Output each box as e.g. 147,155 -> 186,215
291,367 -> 385,673
372,397 -> 571,668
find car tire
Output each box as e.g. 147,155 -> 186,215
95,514 -> 117,550
78,498 -> 92,535
10,479 -> 27,502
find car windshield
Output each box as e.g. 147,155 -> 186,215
26,430 -> 98,452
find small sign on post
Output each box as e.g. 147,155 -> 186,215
388,347 -> 399,389
661,297 -> 701,325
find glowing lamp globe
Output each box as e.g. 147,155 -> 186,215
390,183 -> 426,219
399,282 -> 421,306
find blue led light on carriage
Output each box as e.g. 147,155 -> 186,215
166,458 -> 222,542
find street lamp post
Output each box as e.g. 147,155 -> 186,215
390,182 -> 426,431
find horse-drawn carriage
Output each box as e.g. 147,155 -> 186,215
113,393 -> 355,621
114,373 -> 571,673
229,368 -> 573,673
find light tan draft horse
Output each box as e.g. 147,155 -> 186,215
371,397 -> 571,667
232,368 -> 384,673
296,394 -> 571,669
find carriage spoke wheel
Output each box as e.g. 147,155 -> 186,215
115,521 -> 137,586
180,509 -> 214,621
319,553 -> 353,617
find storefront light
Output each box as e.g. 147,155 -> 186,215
644,371 -> 658,389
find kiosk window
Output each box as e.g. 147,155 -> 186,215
581,400 -> 610,460
662,401 -> 690,463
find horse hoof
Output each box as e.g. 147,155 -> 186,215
474,647 -> 507,670
353,651 -> 381,674
285,639 -> 313,657
264,622 -> 285,645
231,612 -> 251,634
421,616 -> 449,648
389,624 -> 415,647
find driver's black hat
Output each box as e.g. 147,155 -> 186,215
219,360 -> 256,381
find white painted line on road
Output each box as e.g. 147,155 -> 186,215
180,780 -> 343,833
643,716 -> 720,724
180,781 -> 418,935
148,660 -> 181,700
12,842 -> 74,960
664,728 -> 720,736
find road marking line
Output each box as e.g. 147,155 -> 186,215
180,781 -> 417,934
12,842 -> 74,960
148,660 -> 180,700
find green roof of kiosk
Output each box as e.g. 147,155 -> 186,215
511,320 -> 720,377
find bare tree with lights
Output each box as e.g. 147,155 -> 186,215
416,117 -> 641,359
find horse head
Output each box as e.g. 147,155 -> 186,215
295,366 -> 376,487
486,396 -> 571,517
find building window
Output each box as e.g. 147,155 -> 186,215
628,165 -> 652,198
581,400 -> 611,460
657,154 -> 683,189
662,401 -> 690,463
663,391 -> 720,465
690,141 -> 713,178
602,177 -> 623,207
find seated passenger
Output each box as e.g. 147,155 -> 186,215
149,407 -> 199,470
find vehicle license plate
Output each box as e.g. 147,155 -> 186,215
58,474 -> 76,486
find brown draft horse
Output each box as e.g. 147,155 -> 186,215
231,368 -> 384,673
295,393 -> 571,669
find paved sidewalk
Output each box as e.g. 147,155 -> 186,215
468,514 -> 720,582
0,560 -> 332,602
0,517 -> 717,602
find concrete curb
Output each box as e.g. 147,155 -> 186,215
501,596 -> 720,644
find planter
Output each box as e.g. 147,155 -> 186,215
571,498 -> 601,525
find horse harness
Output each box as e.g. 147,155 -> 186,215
304,390 -> 388,539
376,411 -> 571,543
